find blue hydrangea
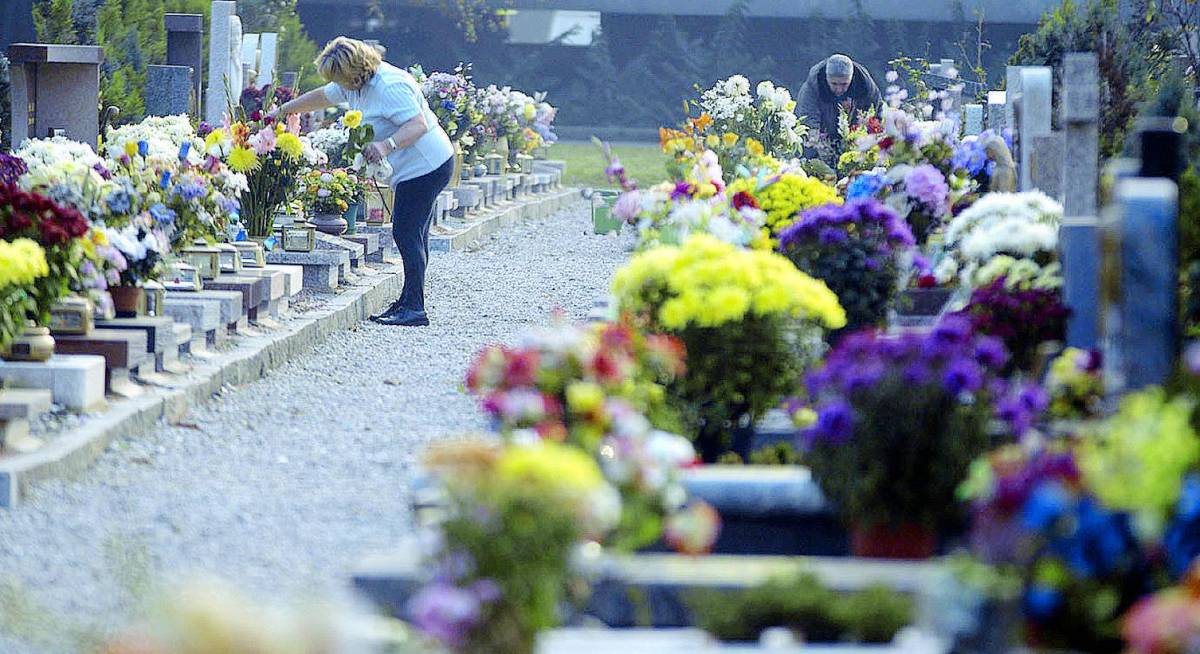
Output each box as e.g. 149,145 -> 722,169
149,203 -> 177,226
952,138 -> 989,177
846,173 -> 886,200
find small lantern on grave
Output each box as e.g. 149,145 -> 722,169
232,241 -> 266,268
164,261 -> 203,292
214,242 -> 243,274
516,153 -> 534,175
180,241 -> 221,280
49,295 -> 94,335
484,152 -> 504,176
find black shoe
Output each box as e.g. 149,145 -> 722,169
369,298 -> 405,321
374,308 -> 430,326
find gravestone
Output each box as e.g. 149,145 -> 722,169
255,33 -> 278,86
1111,177 -> 1178,391
1005,65 -> 1027,129
240,33 -> 260,83
963,103 -> 984,136
1029,132 -> 1065,199
205,1 -> 242,125
7,44 -> 102,145
1017,67 -> 1052,192
164,13 -> 203,117
1059,52 -> 1101,349
986,90 -> 1006,130
145,64 -> 193,116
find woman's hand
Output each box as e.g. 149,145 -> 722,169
365,141 -> 391,163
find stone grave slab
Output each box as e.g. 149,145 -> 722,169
353,543 -> 940,629
7,43 -> 104,145
236,269 -> 287,320
342,233 -> 383,263
186,289 -> 248,334
265,249 -> 350,292
0,355 -> 106,412
94,316 -> 185,374
53,328 -> 151,397
534,159 -> 566,174
262,264 -> 304,298
203,275 -> 270,320
451,187 -> 482,217
354,224 -> 395,253
172,322 -> 193,356
145,64 -> 192,117
0,389 -> 53,455
314,232 -> 365,269
165,13 -> 203,117
161,295 -> 222,345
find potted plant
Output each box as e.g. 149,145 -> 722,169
406,439 -> 618,654
300,169 -> 359,236
800,317 -> 1027,558
612,234 -> 846,461
778,199 -> 915,336
103,222 -> 168,316
0,238 -> 51,355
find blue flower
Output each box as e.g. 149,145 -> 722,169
1023,584 -> 1062,620
1022,481 -> 1071,531
809,399 -> 855,444
441,100 -> 456,111
952,138 -> 989,177
149,203 -> 176,226
178,142 -> 191,160
137,140 -> 149,157
846,173 -> 886,200
942,357 -> 983,395
105,189 -> 133,214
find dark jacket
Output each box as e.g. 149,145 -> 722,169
795,58 -> 883,141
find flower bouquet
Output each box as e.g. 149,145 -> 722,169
416,63 -> 484,157
613,234 -> 845,461
726,172 -> 840,237
103,221 -> 168,287
951,275 -> 1069,374
0,238 -> 50,349
938,191 -> 1062,287
959,387 -> 1200,652
301,169 -> 360,216
408,439 -> 619,654
0,183 -> 91,326
693,76 -> 807,160
778,199 -> 915,334
209,107 -> 308,238
476,84 -> 521,152
800,317 -> 1034,557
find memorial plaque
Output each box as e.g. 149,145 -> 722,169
281,226 -> 316,252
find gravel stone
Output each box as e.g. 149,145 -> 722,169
0,202 -> 633,652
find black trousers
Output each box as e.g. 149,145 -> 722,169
391,156 -> 454,313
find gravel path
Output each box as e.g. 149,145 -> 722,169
0,200 -> 634,652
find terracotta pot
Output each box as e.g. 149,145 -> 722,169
309,213 -> 348,236
849,523 -> 937,559
109,285 -> 146,317
2,322 -> 55,362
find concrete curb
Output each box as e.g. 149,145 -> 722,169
431,188 -> 579,252
0,191 -> 585,508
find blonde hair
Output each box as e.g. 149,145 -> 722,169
315,37 -> 382,90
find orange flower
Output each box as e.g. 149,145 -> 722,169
690,113 -> 713,134
230,122 -> 251,147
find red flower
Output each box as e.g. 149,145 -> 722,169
731,191 -> 760,211
250,110 -> 263,122
917,274 -> 938,289
866,117 -> 883,134
878,136 -> 895,150
504,350 -> 540,388
590,352 -> 625,385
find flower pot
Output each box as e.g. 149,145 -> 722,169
309,213 -> 348,236
343,201 -> 360,235
2,322 -> 55,362
849,523 -> 937,559
109,285 -> 147,318
593,205 -> 622,235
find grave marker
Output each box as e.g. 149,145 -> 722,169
256,33 -> 278,86
145,64 -> 193,116
1017,66 -> 1052,192
963,103 -> 984,135
987,90 -> 1006,130
1059,52 -> 1101,349
7,44 -> 102,145
164,13 -> 203,117
205,1 -> 242,125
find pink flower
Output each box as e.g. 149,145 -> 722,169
287,113 -> 301,135
249,128 -> 276,155
613,190 -> 641,222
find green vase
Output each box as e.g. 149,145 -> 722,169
343,200 -> 360,235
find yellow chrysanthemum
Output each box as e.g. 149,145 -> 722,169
496,441 -> 604,499
612,234 -> 846,331
123,141 -> 139,158
746,138 -> 765,157
204,128 -> 229,155
227,146 -> 260,173
729,174 -> 841,235
722,132 -> 739,148
705,134 -> 720,149
0,238 -> 50,288
340,110 -> 363,129
276,133 -> 303,159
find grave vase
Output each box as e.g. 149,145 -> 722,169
109,285 -> 147,317
849,522 -> 936,560
309,213 -> 348,237
343,197 -> 361,235
2,322 -> 55,362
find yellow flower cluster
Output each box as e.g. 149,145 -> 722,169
0,238 -> 50,289
612,234 -> 846,331
728,173 -> 841,235
496,441 -> 605,500
276,132 -> 304,159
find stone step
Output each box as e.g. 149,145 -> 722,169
94,316 -> 185,374
0,354 -> 106,413
0,389 -> 52,419
203,275 -> 272,321
265,249 -> 351,293
172,322 -> 192,356
355,224 -> 395,253
262,264 -> 304,298
171,290 -> 245,336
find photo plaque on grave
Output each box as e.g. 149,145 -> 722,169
281,226 -> 316,252
164,261 -> 204,292
49,296 -> 94,335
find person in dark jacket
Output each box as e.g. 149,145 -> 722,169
796,54 -> 882,154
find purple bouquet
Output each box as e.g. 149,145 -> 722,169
778,199 -> 914,333
951,276 -> 1069,373
800,317 -> 1036,530
0,153 -> 27,186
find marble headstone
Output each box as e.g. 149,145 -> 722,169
256,33 -> 278,86
1059,52 -> 1102,349
963,103 -> 984,135
145,64 -> 193,116
986,90 -> 1006,131
240,32 -> 260,82
205,1 -> 239,125
1018,66 -> 1052,191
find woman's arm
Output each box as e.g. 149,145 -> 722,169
278,88 -> 334,115
365,113 -> 430,162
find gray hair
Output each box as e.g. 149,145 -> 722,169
826,54 -> 854,80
